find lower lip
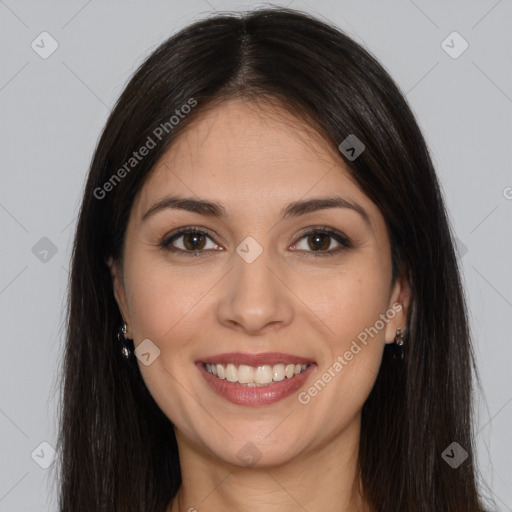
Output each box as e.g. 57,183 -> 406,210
197,363 -> 316,406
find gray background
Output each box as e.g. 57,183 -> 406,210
0,0 -> 511,510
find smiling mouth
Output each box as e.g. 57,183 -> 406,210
202,362 -> 311,387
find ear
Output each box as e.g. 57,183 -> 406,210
383,272 -> 411,344
107,256 -> 132,337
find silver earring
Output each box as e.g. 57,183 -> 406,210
117,322 -> 131,359
392,327 -> 406,361
395,327 -> 405,346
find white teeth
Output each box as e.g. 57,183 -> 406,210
255,365 -> 273,384
225,363 -> 237,383
272,364 -> 285,382
237,364 -> 255,384
204,362 -> 309,385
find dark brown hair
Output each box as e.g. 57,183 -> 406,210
54,7 -> 489,511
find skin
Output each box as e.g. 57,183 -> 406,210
109,98 -> 410,512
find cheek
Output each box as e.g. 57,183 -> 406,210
297,263 -> 391,350
124,252 -> 216,345
122,257 -> 208,418
296,270 -> 390,432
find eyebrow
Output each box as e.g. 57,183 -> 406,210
141,195 -> 371,227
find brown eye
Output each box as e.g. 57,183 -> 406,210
182,232 -> 206,251
291,227 -> 353,257
307,233 -> 331,251
160,228 -> 221,256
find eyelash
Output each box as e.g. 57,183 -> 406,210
159,225 -> 354,258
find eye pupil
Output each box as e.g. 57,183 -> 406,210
184,233 -> 206,250
308,234 -> 330,251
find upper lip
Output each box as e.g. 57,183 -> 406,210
197,352 -> 315,367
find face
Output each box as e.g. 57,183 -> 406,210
109,98 -> 409,467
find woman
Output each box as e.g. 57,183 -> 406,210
55,7 -> 488,511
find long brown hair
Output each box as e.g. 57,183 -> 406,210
54,7 -> 489,511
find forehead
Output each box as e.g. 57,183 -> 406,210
134,99 -> 377,224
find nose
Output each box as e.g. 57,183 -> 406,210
216,247 -> 294,335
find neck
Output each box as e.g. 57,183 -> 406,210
169,415 -> 370,512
